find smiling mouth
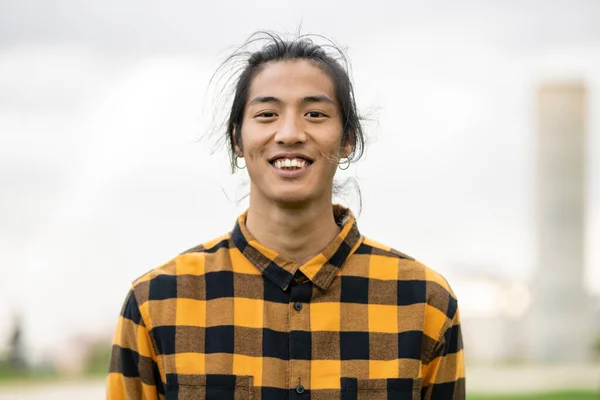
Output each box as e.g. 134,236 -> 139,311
270,158 -> 312,170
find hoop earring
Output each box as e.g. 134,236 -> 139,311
338,158 -> 350,171
235,156 -> 246,170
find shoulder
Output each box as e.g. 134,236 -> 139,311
357,236 -> 415,261
360,236 -> 459,339
359,236 -> 458,304
128,233 -> 231,304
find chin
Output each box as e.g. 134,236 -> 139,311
268,188 -> 316,207
253,180 -> 325,207
272,194 -> 312,207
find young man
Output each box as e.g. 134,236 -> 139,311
107,32 -> 465,400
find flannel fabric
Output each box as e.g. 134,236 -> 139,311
107,205 -> 465,399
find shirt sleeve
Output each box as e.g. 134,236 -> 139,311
106,289 -> 164,400
422,305 -> 466,400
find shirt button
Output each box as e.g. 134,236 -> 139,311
294,302 -> 303,312
296,384 -> 305,394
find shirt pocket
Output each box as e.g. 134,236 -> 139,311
165,374 -> 254,400
340,377 -> 422,400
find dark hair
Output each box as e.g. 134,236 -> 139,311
209,31 -> 366,173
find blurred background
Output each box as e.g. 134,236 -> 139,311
0,1 -> 599,399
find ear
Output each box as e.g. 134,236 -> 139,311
341,131 -> 356,158
232,124 -> 243,157
234,144 -> 243,158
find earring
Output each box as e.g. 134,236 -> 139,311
338,157 -> 350,170
235,156 -> 246,170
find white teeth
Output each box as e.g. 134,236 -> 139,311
273,158 -> 308,169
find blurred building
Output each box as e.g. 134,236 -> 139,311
526,82 -> 595,362
46,332 -> 112,375
452,269 -> 530,363
458,81 -> 598,364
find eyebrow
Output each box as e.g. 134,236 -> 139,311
248,95 -> 336,107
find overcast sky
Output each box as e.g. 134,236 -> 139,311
1,0 -> 599,360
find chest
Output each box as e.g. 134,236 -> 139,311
150,273 -> 427,399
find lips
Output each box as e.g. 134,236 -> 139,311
269,153 -> 313,162
267,154 -> 313,178
268,153 -> 313,170
272,158 -> 309,169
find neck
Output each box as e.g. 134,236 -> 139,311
245,196 -> 340,265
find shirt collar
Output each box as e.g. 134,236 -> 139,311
230,204 -> 363,291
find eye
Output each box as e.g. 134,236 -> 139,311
255,111 -> 278,119
306,111 -> 327,119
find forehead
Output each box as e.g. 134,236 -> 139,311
247,60 -> 336,102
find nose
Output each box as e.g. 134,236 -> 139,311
274,114 -> 307,145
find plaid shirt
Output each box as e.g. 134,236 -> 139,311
107,205 -> 465,399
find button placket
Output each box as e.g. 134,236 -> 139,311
289,281 -> 312,395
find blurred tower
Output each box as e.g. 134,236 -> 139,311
527,82 -> 594,361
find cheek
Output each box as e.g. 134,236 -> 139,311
323,124 -> 344,150
321,136 -> 344,159
239,134 -> 263,162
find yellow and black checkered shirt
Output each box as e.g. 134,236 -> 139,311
107,205 -> 465,399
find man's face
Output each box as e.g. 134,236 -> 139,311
237,59 -> 350,207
